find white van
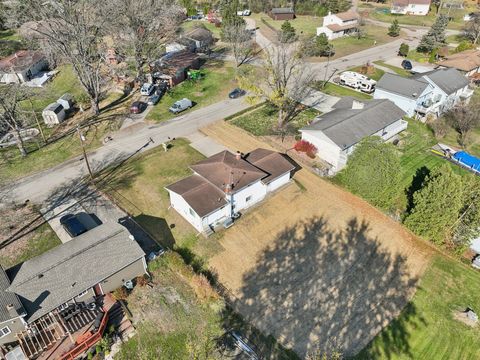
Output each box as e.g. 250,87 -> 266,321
140,83 -> 155,96
169,98 -> 193,114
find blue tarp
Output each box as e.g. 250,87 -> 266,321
453,151 -> 480,172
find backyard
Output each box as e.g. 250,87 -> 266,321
314,82 -> 373,100
357,255 -> 480,359
146,62 -> 238,123
249,12 -> 321,39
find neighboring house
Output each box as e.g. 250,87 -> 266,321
268,7 -> 295,20
42,103 -> 66,126
166,149 -> 295,233
165,42 -> 189,54
374,68 -> 473,119
0,223 -> 146,358
0,51 -> 48,84
150,50 -> 200,87
300,98 -> 407,173
56,93 -> 74,111
437,49 -> 480,77
182,27 -> 214,52
316,10 -> 359,40
391,0 -> 431,15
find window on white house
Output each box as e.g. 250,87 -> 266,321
246,196 -> 252,202
189,208 -> 195,217
0,326 -> 11,337
58,302 -> 70,311
77,290 -> 88,297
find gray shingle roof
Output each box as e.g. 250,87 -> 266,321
0,267 -> 24,322
376,73 -> 430,99
7,223 -> 145,322
301,99 -> 406,149
424,68 -> 469,95
44,102 -> 63,114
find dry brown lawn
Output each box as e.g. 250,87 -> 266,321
202,122 -> 433,357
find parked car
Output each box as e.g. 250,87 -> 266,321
148,94 -> 161,105
243,9 -> 251,16
60,214 -> 88,237
229,88 -> 246,99
130,101 -> 147,114
156,82 -> 168,94
401,60 -> 413,70
140,83 -> 155,96
169,98 -> 192,114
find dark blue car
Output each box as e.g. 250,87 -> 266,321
401,60 -> 413,70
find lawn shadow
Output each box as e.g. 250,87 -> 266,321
232,216 -> 423,358
131,214 -> 175,251
405,166 -> 430,214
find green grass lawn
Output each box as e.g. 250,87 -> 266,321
374,60 -> 411,77
357,255 -> 480,359
147,62 -> 237,122
406,49 -> 431,63
349,65 -> 385,81
314,82 -> 373,100
249,12 -> 321,38
367,6 -> 468,30
0,29 -> 26,57
231,104 -> 319,136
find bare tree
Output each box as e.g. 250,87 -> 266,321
240,42 -> 316,130
104,0 -> 184,79
0,85 -> 31,157
445,100 -> 480,147
222,22 -> 255,67
464,13 -> 480,44
21,0 -> 106,115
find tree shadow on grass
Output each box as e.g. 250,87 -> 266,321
405,166 -> 430,214
233,216 -> 424,358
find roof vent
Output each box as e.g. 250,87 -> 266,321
38,274 -> 43,279
128,235 -> 135,241
412,92 -> 418,97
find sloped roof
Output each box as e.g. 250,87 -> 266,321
7,223 -> 145,322
244,148 -> 295,184
335,10 -> 360,21
44,102 -> 63,114
191,150 -> 267,193
165,175 -> 228,217
0,266 -> 24,322
393,0 -> 431,5
376,73 -> 430,99
0,50 -> 45,72
301,99 -> 406,149
271,7 -> 294,14
437,49 -> 480,72
184,26 -> 214,43
327,23 -> 358,32
424,68 -> 469,95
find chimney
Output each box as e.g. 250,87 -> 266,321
328,11 -> 332,16
224,183 -> 232,194
235,151 -> 241,160
352,100 -> 364,110
6,304 -> 18,318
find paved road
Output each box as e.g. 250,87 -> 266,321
0,97 -> 250,208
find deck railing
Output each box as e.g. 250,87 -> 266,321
59,310 -> 109,360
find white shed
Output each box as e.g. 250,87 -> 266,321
42,103 -> 66,126
56,93 -> 74,111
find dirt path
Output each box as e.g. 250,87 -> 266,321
202,121 -> 433,357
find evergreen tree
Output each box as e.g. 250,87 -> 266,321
398,42 -> 409,57
313,33 -> 335,56
340,137 -> 403,209
388,19 -> 400,37
417,15 -> 448,53
220,0 -> 244,28
404,164 -> 464,245
279,20 -> 297,43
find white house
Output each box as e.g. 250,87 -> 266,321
300,98 -> 407,174
0,50 -> 48,84
56,93 -> 74,111
391,0 -> 431,15
42,103 -> 66,126
165,149 -> 295,233
374,68 -> 473,119
316,10 -> 359,40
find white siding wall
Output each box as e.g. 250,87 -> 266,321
316,26 -> 334,39
301,130 -> 342,169
167,190 -> 203,231
374,89 -> 419,116
266,172 -> 291,192
201,205 -> 232,229
42,109 -> 66,126
231,180 -> 267,212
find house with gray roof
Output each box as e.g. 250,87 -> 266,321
300,98 -> 407,173
374,68 -> 472,119
0,222 -> 147,357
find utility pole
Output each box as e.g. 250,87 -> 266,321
77,125 -> 94,180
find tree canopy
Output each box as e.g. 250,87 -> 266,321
340,137 -> 403,209
417,15 -> 448,53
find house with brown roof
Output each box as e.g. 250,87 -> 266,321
437,49 -> 480,77
165,149 -> 295,233
316,10 -> 359,40
150,50 -> 200,87
268,8 -> 295,20
391,0 -> 431,15
0,50 -> 48,84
